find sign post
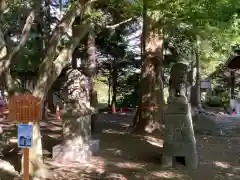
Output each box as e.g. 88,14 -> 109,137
200,80 -> 211,89
8,94 -> 42,180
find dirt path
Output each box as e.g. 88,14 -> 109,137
1,113 -> 240,179
44,114 -> 240,180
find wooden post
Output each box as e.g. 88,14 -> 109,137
8,94 -> 42,180
23,148 -> 29,180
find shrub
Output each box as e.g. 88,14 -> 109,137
205,96 -> 222,107
204,92 -> 229,107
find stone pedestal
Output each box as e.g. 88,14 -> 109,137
162,102 -> 198,169
52,108 -> 100,164
52,139 -> 100,163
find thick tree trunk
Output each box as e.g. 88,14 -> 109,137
195,40 -> 202,108
111,61 -> 117,113
47,89 -> 55,112
90,78 -> 98,132
89,78 -> 98,108
86,26 -> 98,133
230,70 -> 235,98
108,75 -> 111,107
45,0 -> 55,113
20,1 -> 47,177
27,2 -> 90,176
27,123 -> 45,177
2,1 -> 91,176
134,56 -> 165,133
134,2 -> 165,134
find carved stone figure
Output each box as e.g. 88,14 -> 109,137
52,69 -> 98,163
168,63 -> 190,102
162,63 -> 198,169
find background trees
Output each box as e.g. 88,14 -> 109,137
0,0 -> 240,177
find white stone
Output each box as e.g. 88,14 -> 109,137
52,139 -> 100,163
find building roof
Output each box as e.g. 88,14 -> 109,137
226,55 -> 240,69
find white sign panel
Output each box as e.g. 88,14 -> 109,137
18,124 -> 33,148
200,80 -> 211,89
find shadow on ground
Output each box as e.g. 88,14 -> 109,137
1,114 -> 240,179
47,113 -> 240,180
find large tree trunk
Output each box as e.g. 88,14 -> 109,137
230,70 -> 235,98
1,0 -> 90,176
86,25 -> 98,133
107,75 -> 111,107
194,40 -> 202,108
22,1 -> 47,177
111,59 -> 117,113
29,1 -> 91,177
45,0 -> 55,113
134,2 -> 165,134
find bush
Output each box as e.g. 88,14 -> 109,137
204,92 -> 229,107
205,96 -> 222,107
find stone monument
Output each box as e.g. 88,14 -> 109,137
162,63 -> 198,169
52,69 -> 99,164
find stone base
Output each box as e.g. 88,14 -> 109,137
52,139 -> 100,163
162,142 -> 198,169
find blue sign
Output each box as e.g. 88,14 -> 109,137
17,124 -> 33,148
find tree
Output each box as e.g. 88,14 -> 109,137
1,0 -> 93,176
1,0 -> 140,175
133,0 -> 240,133
133,0 -> 165,133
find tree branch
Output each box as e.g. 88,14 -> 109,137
32,0 -> 96,98
0,10 -> 36,75
9,10 -> 36,60
48,23 -> 91,92
39,3 -> 82,68
32,3 -> 84,98
106,17 -> 134,29
33,23 -> 90,98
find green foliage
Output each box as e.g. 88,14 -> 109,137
204,92 -> 230,107
204,96 -> 222,107
221,92 -> 230,107
2,0 -> 240,105
117,72 -> 140,108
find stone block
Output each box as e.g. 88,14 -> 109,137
52,144 -> 92,163
163,102 -> 197,169
165,115 -> 185,126
165,103 -> 188,114
89,139 -> 100,153
52,139 -> 100,163
162,141 -> 198,169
